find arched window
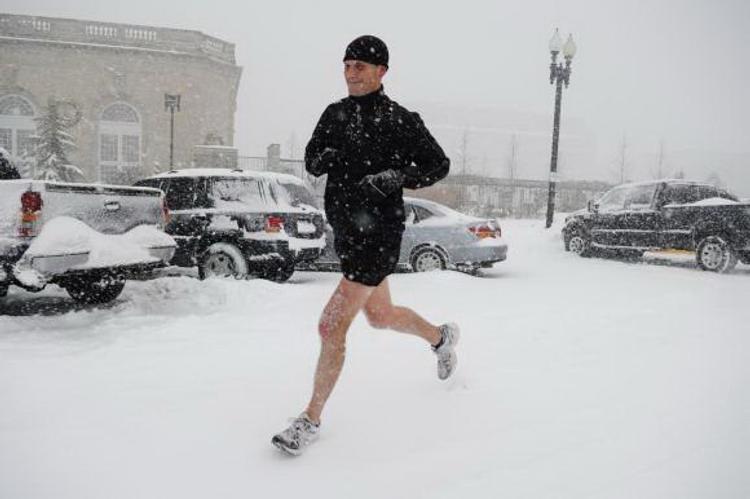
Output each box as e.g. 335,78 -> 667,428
0,95 -> 37,176
99,102 -> 141,184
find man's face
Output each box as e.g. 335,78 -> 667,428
344,60 -> 387,96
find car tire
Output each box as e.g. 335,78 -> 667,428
262,257 -> 295,283
411,247 -> 446,272
696,236 -> 738,273
567,232 -> 592,257
63,274 -> 126,304
199,243 -> 249,280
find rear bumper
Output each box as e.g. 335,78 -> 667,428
25,245 -> 175,275
447,242 -> 508,267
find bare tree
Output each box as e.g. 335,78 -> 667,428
507,133 -> 518,181
612,134 -> 628,184
654,139 -> 665,179
458,128 -> 470,176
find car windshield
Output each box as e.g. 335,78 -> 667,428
278,181 -> 319,209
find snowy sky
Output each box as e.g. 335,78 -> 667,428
3,0 -> 750,193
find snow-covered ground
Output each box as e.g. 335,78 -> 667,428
1,219 -> 749,499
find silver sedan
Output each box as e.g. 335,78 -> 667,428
313,197 -> 508,273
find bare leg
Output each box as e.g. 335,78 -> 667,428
363,278 -> 441,345
304,277 -> 375,424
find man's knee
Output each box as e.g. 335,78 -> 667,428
364,306 -> 394,330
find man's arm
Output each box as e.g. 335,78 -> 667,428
305,105 -> 342,177
400,112 -> 450,189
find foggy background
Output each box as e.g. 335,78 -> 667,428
4,0 -> 749,194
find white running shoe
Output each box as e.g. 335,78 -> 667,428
433,323 -> 460,380
271,413 -> 320,456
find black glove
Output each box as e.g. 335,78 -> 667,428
308,147 -> 341,176
358,169 -> 405,198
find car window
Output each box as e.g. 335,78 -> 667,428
404,204 -> 416,224
412,205 -> 436,223
717,189 -> 739,202
209,177 -> 275,209
164,178 -> 209,210
662,184 -> 701,205
278,181 -> 319,209
597,187 -> 628,213
622,184 -> 657,211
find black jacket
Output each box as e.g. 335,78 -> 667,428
305,86 -> 449,233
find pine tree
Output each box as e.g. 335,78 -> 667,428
33,97 -> 84,182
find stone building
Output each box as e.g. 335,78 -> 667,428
0,13 -> 242,183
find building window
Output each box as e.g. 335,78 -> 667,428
99,102 -> 141,184
0,95 -> 36,177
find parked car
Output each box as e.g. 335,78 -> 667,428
562,180 -> 750,272
0,179 -> 175,304
311,197 -> 508,273
134,169 -> 326,282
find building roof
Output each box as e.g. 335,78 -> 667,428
0,13 -> 237,65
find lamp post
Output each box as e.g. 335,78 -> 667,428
545,29 -> 576,228
164,93 -> 181,168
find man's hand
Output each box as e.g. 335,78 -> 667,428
308,147 -> 342,176
358,169 -> 405,198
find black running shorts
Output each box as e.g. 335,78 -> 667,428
334,227 -> 403,287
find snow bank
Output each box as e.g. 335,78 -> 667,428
1,218 -> 748,499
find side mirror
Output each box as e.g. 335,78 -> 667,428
587,200 -> 599,213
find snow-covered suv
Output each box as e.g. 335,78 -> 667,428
134,169 -> 326,282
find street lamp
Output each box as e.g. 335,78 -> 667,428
164,93 -> 181,168
545,29 -> 577,228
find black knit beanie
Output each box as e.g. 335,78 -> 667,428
343,35 -> 389,67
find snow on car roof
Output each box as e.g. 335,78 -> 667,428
149,168 -> 304,185
613,179 -> 714,189
665,197 -> 741,207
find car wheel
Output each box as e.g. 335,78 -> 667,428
262,257 -> 295,283
696,236 -> 737,273
199,243 -> 249,280
63,274 -> 126,304
567,232 -> 592,257
411,247 -> 446,272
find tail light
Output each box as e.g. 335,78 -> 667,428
265,215 -> 284,233
469,221 -> 501,239
160,196 -> 171,228
19,191 -> 43,238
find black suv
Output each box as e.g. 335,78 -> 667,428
562,180 -> 750,272
134,169 -> 326,282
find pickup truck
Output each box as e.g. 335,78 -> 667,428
562,180 -> 750,273
1,179 -> 176,304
